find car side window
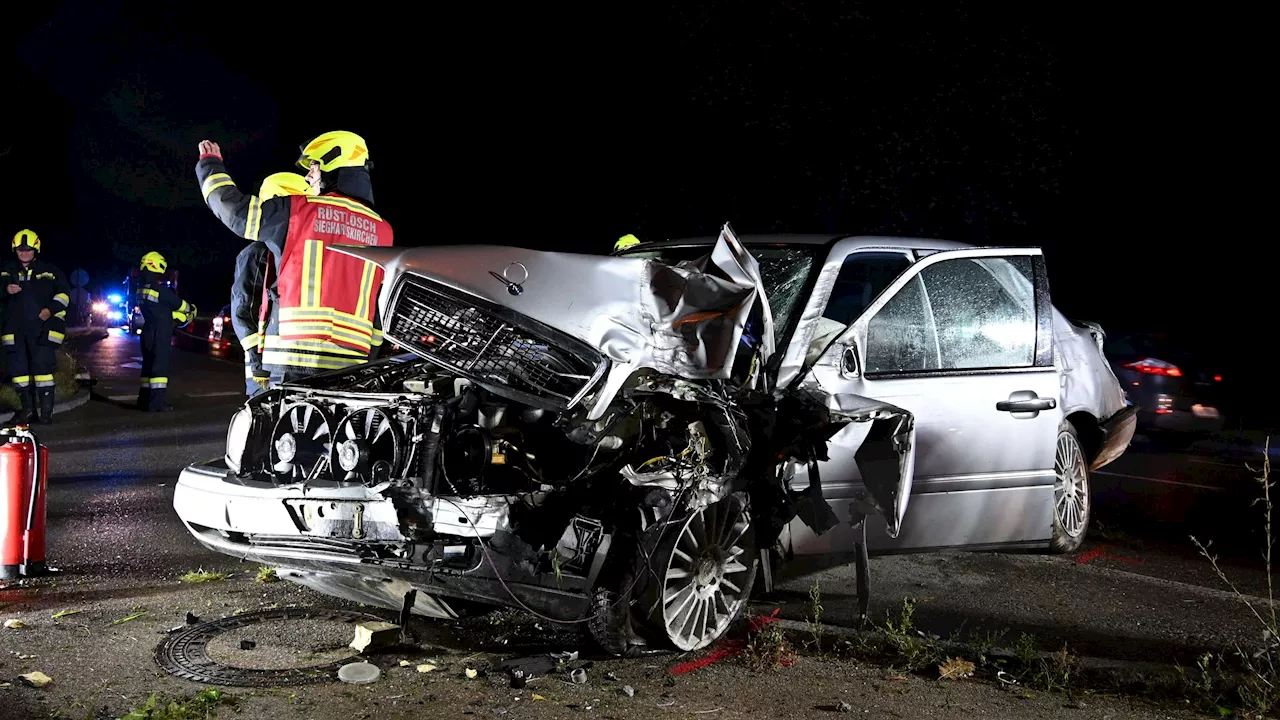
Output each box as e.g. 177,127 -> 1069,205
865,255 -> 1037,374
865,274 -> 935,372
822,252 -> 914,326
807,252 -> 913,365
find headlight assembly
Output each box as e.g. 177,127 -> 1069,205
225,406 -> 252,473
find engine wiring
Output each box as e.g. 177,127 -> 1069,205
438,475 -> 697,628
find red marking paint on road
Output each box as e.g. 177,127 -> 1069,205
669,641 -> 744,675
669,609 -> 792,675
1075,544 -> 1143,565
1075,546 -> 1110,564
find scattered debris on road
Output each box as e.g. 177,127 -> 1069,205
336,661 -> 380,685
349,620 -> 399,653
110,609 -> 149,625
939,657 -> 976,679
3,618 -> 24,629
18,671 -> 52,688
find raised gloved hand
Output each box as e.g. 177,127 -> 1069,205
198,140 -> 222,160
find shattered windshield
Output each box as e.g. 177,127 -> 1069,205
625,245 -> 818,334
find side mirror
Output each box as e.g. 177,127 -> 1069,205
841,344 -> 860,378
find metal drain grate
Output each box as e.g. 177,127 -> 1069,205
154,608 -> 386,687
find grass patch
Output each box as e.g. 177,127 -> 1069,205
1186,437 -> 1280,718
0,346 -> 80,411
742,617 -> 797,671
255,566 -> 279,583
121,688 -> 236,719
180,568 -> 232,584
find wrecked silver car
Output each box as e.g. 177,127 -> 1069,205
173,225 -> 1133,654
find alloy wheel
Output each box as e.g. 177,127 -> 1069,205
1053,430 -> 1090,538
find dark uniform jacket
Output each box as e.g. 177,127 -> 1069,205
139,275 -> 194,338
231,242 -> 272,380
1,258 -> 71,345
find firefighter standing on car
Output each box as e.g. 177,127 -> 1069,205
136,251 -> 197,412
231,172 -> 314,396
194,131 -> 394,384
1,230 -> 71,424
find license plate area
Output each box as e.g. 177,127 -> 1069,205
283,499 -> 403,541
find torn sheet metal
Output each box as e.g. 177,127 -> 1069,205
330,224 -> 774,418
822,393 -> 917,538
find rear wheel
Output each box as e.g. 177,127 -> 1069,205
1050,422 -> 1091,553
640,492 -> 758,652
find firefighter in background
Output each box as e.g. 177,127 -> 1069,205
231,172 -> 313,396
1,230 -> 71,424
136,252 -> 196,412
194,131 -> 394,384
613,233 -> 641,253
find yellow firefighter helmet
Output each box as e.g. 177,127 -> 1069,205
12,229 -> 40,253
259,172 -> 313,200
297,131 -> 370,173
140,251 -> 167,274
613,233 -> 641,252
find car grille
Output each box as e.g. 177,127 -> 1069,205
386,274 -> 606,407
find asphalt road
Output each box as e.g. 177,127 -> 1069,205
0,329 -> 1265,717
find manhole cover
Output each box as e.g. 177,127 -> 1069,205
155,608 -> 386,687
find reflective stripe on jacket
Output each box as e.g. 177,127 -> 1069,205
261,195 -> 393,370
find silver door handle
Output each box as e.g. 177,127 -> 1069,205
996,397 -> 1057,412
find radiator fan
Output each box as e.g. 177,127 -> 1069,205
330,407 -> 404,485
271,402 -> 335,480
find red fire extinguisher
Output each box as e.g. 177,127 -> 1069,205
0,426 -> 48,580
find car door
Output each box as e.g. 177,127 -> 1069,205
784,246 -> 1061,556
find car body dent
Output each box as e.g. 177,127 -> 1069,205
330,225 -> 775,421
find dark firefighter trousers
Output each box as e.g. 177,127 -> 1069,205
137,326 -> 172,411
4,333 -> 56,411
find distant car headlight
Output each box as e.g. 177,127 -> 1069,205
92,301 -> 108,312
108,310 -> 122,321
225,406 -> 252,473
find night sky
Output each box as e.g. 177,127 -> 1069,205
3,3 -> 1264,371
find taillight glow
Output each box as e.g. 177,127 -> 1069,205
1214,374 -> 1223,382
1124,357 -> 1182,377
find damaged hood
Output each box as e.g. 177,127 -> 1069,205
331,224 -> 775,410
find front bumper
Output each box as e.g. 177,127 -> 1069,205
173,461 -> 593,621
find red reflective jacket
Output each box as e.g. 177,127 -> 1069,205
261,194 -> 394,371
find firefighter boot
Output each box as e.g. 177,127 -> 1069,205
11,388 -> 37,425
36,388 -> 55,425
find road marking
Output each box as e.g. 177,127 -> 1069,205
1183,457 -> 1246,469
105,394 -> 137,402
187,391 -> 246,398
1093,470 -> 1224,491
